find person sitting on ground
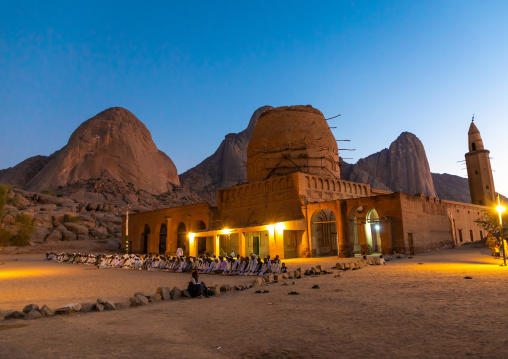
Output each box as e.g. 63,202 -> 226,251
258,258 -> 271,276
223,256 -> 235,274
183,257 -> 194,272
212,258 -> 221,273
243,254 -> 258,275
271,257 -> 281,274
280,262 -> 288,273
378,255 -> 386,265
213,256 -> 225,274
187,270 -> 207,298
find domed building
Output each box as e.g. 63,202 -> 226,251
123,107 -> 489,259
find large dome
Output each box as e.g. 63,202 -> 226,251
246,105 -> 340,182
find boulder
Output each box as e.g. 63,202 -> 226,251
253,277 -> 263,286
129,295 -> 148,307
46,230 -> 63,242
181,290 -> 191,298
103,301 -> 117,311
209,285 -> 221,296
156,286 -> 171,301
96,303 -> 105,312
1,309 -> 14,320
148,293 -> 162,302
115,302 -> 131,310
39,305 -> 55,317
22,304 -> 40,313
133,291 -> 145,297
170,287 -> 182,300
24,310 -> 42,320
220,284 -> 233,293
5,311 -> 26,320
263,274 -> 274,283
80,303 -> 96,313
63,222 -> 89,236
55,303 -> 81,314
31,228 -> 50,243
89,227 -> 107,239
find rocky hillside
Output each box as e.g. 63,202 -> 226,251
179,106 -> 272,205
431,173 -> 471,203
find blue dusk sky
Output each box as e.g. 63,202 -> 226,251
1,1 -> 507,196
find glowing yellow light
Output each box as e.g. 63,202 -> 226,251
221,229 -> 232,235
496,205 -> 506,214
275,222 -> 285,233
266,224 -> 275,234
0,269 -> 58,279
188,232 -> 196,243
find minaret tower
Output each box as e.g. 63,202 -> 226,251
465,117 -> 496,206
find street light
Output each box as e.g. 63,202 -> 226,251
496,195 -> 506,266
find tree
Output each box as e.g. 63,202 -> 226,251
475,209 -> 506,235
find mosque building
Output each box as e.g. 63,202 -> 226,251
122,106 -> 493,259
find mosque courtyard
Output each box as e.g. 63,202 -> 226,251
1,246 -> 507,358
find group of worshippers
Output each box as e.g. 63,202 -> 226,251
45,252 -> 288,276
486,232 -> 508,259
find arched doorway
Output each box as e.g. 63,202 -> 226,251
195,221 -> 207,255
141,224 -> 150,254
159,224 -> 167,254
349,206 -> 383,255
311,209 -> 338,256
177,222 -> 187,255
365,209 -> 382,253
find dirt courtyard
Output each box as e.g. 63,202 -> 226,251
1,246 -> 508,358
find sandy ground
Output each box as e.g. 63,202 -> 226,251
1,245 -> 508,359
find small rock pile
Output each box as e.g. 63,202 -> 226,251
1,283 -> 250,322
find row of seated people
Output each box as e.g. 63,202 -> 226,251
45,252 -> 288,276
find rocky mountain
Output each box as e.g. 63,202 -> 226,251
431,173 -> 471,203
179,106 -> 272,205
0,155 -> 51,188
341,132 -> 437,197
25,107 -> 179,194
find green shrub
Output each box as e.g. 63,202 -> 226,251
56,194 -> 64,198
41,189 -> 54,195
11,214 -> 34,247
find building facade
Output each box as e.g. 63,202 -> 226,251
122,107 -> 489,259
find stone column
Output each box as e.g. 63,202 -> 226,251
214,235 -> 220,257
166,217 -> 173,254
268,227 -> 276,258
189,234 -> 197,257
238,231 -> 246,257
379,217 -> 393,255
